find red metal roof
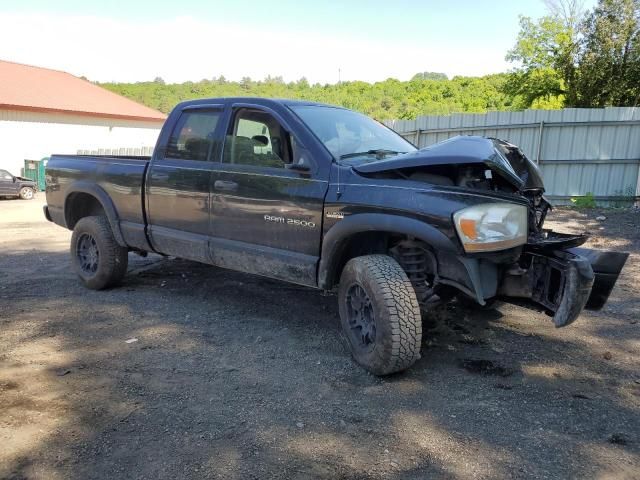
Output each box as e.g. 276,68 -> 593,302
0,60 -> 166,122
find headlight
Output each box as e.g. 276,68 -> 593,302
453,203 -> 528,252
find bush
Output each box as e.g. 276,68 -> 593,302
571,192 -> 596,208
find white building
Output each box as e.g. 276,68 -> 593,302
0,59 -> 165,176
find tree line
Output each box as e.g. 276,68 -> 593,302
100,0 -> 639,120
101,74 -> 513,120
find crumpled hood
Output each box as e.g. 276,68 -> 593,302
353,136 -> 545,191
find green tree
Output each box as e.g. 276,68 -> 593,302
100,73 -> 513,120
576,0 -> 640,106
240,77 -> 252,91
507,0 -> 640,108
505,9 -> 581,107
411,72 -> 448,81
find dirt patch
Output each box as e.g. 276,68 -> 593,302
1,198 -> 639,479
460,359 -> 514,377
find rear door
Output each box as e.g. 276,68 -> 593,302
209,104 -> 329,286
146,104 -> 225,262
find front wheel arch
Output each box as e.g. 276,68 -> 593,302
318,213 -> 459,289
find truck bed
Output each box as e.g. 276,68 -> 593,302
45,154 -> 151,250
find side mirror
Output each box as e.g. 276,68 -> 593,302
285,162 -> 310,172
12,176 -> 16,183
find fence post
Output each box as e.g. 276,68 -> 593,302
634,164 -> 640,207
535,121 -> 544,164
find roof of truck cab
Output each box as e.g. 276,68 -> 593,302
0,59 -> 166,122
177,97 -> 342,109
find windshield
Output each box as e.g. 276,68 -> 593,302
290,105 -> 416,164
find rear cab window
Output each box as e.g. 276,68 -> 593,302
165,110 -> 222,161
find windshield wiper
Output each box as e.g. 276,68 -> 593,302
339,149 -> 406,160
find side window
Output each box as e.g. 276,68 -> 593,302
165,110 -> 221,161
0,170 -> 13,181
290,136 -> 311,168
223,109 -> 289,168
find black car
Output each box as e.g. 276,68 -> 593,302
0,169 -> 37,200
43,98 -> 628,375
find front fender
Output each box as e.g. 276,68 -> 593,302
317,213 -> 459,289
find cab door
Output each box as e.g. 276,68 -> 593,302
146,105 -> 225,262
208,104 -> 329,286
0,170 -> 17,195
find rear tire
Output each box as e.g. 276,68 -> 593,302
19,187 -> 35,200
70,216 -> 128,290
338,255 -> 422,376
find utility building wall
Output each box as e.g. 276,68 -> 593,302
0,109 -> 162,177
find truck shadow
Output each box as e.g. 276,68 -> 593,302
2,246 -> 639,479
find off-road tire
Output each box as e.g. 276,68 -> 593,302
19,187 -> 35,200
338,255 -> 422,375
70,216 -> 128,290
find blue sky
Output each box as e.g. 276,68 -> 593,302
0,0 -> 597,83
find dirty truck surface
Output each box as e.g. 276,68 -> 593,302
44,98 -> 628,376
1,198 -> 639,479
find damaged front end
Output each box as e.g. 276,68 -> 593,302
465,138 -> 628,327
354,136 -> 629,326
498,236 -> 628,327
491,142 -> 629,327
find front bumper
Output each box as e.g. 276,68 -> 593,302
496,233 -> 628,327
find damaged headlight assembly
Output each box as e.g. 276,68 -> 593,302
453,203 -> 528,252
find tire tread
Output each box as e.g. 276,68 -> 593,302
70,216 -> 128,290
339,254 -> 422,375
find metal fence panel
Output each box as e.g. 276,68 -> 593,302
385,107 -> 640,206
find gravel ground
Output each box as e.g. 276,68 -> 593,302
1,197 -> 638,480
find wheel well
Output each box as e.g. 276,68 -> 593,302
65,192 -> 106,229
326,231 -> 408,289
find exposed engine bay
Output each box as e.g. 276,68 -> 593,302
354,136 -> 629,328
355,136 -> 555,238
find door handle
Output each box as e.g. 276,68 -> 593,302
214,180 -> 238,192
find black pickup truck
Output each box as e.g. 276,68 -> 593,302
44,97 -> 628,375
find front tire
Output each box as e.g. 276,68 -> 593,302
338,255 -> 422,376
70,216 -> 128,290
19,187 -> 35,200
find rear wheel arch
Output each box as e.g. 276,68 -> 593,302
63,183 -> 126,247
